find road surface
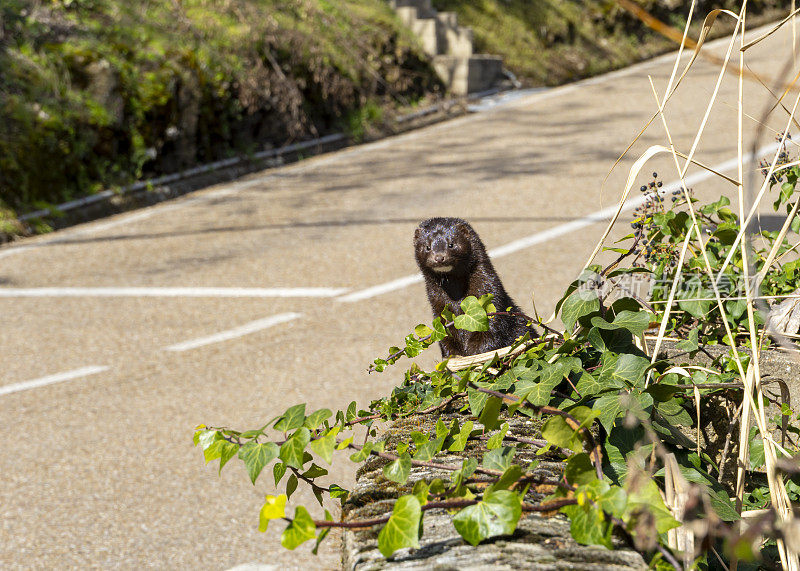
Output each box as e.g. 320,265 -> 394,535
0,20 -> 795,570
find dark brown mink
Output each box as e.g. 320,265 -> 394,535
414,217 -> 536,357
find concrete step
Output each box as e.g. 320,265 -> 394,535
435,11 -> 458,29
391,0 -> 503,94
439,24 -> 473,58
433,54 -> 504,95
390,0 -> 434,19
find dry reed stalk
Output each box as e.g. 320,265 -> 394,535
579,2 -> 800,567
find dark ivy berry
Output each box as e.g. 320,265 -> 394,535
657,181 -> 662,187
652,172 -> 658,178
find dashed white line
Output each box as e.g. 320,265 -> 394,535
165,312 -> 302,352
0,287 -> 348,298
0,366 -> 110,396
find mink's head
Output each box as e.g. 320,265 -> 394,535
413,217 -> 479,276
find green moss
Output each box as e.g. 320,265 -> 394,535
0,0 -> 439,220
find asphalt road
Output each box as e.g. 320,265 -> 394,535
1,21 -> 796,570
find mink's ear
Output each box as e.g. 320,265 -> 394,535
414,228 -> 422,240
455,222 -> 471,236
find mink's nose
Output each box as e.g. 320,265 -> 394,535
434,254 -> 444,263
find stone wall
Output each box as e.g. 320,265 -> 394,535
339,345 -> 799,569
341,413 -> 647,570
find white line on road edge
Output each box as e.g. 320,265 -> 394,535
165,312 -> 302,352
337,141 -> 779,304
0,287 -> 349,298
0,366 -> 110,397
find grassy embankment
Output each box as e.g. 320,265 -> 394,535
0,0 -> 439,230
432,0 -> 785,86
1,0 -> 787,232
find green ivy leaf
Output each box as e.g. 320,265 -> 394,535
645,383 -> 683,403
677,290 -> 713,320
303,408 -> 332,430
565,453 -> 597,486
454,296 -> 490,332
452,490 -> 522,546
383,453 -> 412,484
414,324 -> 433,338
478,395 -> 502,431
590,310 -> 651,336
561,289 -> 601,331
593,392 -> 625,433
345,401 -> 358,423
414,436 -> 445,461
279,428 -> 311,469
258,494 -> 287,533
625,478 -> 681,533
329,484 -> 349,505
598,484 -> 628,518
486,465 -> 524,494
575,372 -> 624,396
310,426 -> 339,465
448,421 -> 474,452
431,318 -> 448,342
486,422 -> 510,449
285,473 -> 298,499
523,358 -> 580,406
281,506 -> 317,550
203,440 -> 238,473
238,441 -> 279,484
377,495 -> 422,557
435,418 -> 449,439
602,353 -> 650,387
561,498 -> 614,548
349,442 -> 375,463
197,429 -> 223,450
749,426 -> 766,470
312,511 -> 332,555
587,327 -> 635,353
274,404 -> 306,432
451,458 -> 479,491
412,480 -> 431,505
301,463 -> 328,479
675,328 -> 699,353
482,446 -> 516,472
467,389 -> 489,416
541,415 -> 582,451
725,298 -> 748,323
604,426 -> 646,484
273,462 -> 287,485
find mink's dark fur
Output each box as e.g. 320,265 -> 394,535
414,217 -> 536,357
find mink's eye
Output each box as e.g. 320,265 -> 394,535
448,243 -> 454,248
426,245 -> 431,251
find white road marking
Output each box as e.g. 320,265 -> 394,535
0,287 -> 348,298
0,366 -> 109,396
336,274 -> 424,303
165,312 -> 302,352
338,141 -> 779,303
